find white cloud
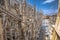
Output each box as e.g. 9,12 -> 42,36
43,0 -> 55,4
43,9 -> 58,15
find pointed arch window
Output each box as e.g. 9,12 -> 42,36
0,0 -> 5,5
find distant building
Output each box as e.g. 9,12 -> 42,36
49,14 -> 57,25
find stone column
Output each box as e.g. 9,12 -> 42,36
0,16 -> 4,40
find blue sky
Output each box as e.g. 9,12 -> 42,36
26,0 -> 58,15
